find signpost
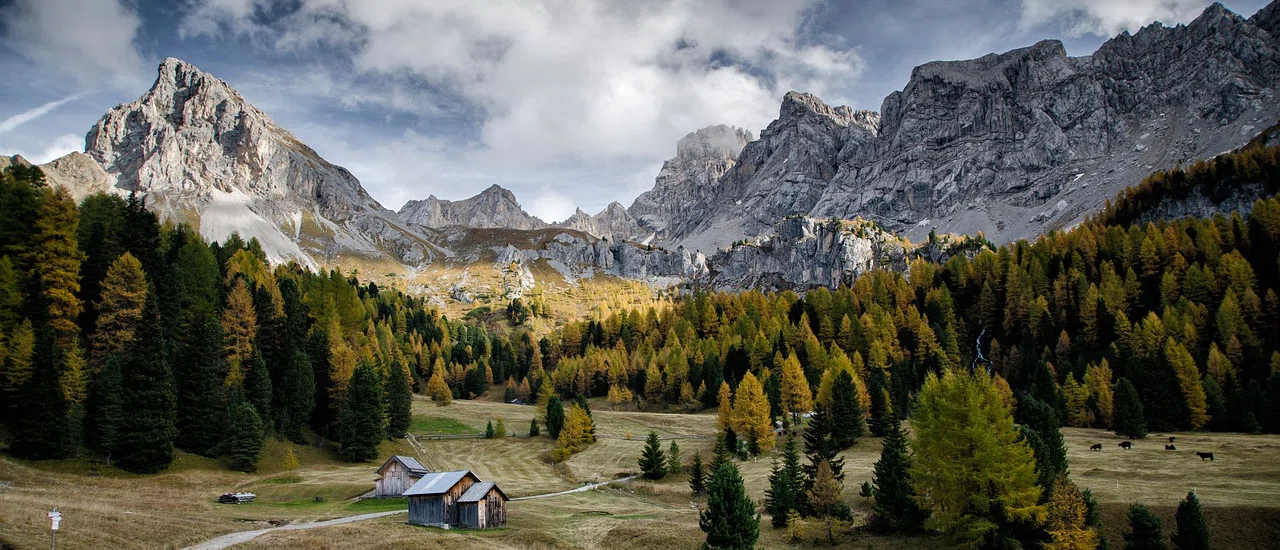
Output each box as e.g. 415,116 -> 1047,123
47,507 -> 60,550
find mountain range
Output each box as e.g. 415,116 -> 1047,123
4,1 -> 1280,295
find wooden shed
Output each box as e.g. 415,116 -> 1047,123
405,470 -> 479,527
375,455 -> 429,498
456,481 -> 509,529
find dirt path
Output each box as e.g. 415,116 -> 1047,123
181,476 -> 637,549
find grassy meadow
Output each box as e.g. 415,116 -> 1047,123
2,394 -> 1280,549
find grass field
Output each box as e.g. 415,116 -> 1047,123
2,393 -> 1280,549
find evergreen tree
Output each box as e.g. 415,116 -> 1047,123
529,417 -> 540,436
279,349 -> 315,443
667,440 -> 682,474
243,348 -> 272,422
84,354 -> 124,461
385,363 -> 412,438
830,370 -> 865,448
226,393 -> 265,472
1124,504 -> 1166,550
699,463 -> 759,550
1017,393 -> 1070,496
1113,377 -> 1148,439
9,325 -> 73,459
911,370 -> 1044,549
338,364 -> 384,462
115,293 -> 177,473
486,420 -> 496,438
871,417 -> 925,532
710,433 -> 731,474
173,306 -> 226,456
546,395 -> 565,439
803,404 -> 845,485
689,451 -> 707,495
639,430 -> 668,479
868,364 -> 893,437
1172,491 -> 1209,550
765,435 -> 804,527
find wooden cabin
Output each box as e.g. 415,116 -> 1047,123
375,455 -> 429,498
406,470 -> 480,527
456,482 -> 509,528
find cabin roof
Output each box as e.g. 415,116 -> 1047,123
403,470 -> 477,496
457,481 -> 508,503
378,455 -> 428,476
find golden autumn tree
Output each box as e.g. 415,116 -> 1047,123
779,351 -> 812,422
733,371 -> 774,453
25,187 -> 82,347
426,369 -> 451,406
554,403 -> 595,460
716,381 -> 733,431
1165,338 -> 1209,430
1063,374 -> 1092,427
221,278 -> 258,387
1044,475 -> 1099,550
90,252 -> 147,369
1083,361 -> 1114,427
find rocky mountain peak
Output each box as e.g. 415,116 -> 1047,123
397,184 -> 546,231
675,125 -> 753,160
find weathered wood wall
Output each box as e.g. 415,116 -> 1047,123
376,461 -> 415,497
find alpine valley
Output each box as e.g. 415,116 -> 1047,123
5,1 -> 1280,314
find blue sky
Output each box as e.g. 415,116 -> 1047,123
0,0 -> 1270,222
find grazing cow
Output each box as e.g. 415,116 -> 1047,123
1165,444 -> 1177,450
1090,443 -> 1102,451
1119,441 -> 1133,450
1169,436 -> 1176,443
1196,452 -> 1215,461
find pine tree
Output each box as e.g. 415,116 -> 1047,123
1045,475 -> 1099,550
667,440 -> 682,474
486,420 -> 496,438
699,462 -> 759,550
1124,504 -> 1166,550
226,393 -> 265,473
830,370 -> 865,448
529,417 -> 540,436
1017,393 -> 1069,495
1172,491 -> 1209,550
1113,377 -> 1148,439
84,353 -> 124,461
689,451 -> 707,495
173,306 -> 227,456
868,364 -> 893,436
385,362 -> 412,438
910,370 -> 1045,548
710,433 -> 731,474
339,364 -> 384,462
9,325 -> 73,459
89,252 -> 147,368
546,395 -> 566,439
803,404 -> 844,484
244,348 -> 272,422
765,435 -> 804,528
115,293 -> 177,473
639,430 -> 668,479
871,417 -> 925,532
279,349 -> 315,443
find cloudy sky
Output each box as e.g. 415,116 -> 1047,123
0,0 -> 1270,222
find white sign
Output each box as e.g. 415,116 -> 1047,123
48,508 -> 61,531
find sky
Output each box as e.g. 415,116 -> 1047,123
0,0 -> 1271,222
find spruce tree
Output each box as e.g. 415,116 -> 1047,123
1113,378 -> 1148,439
831,370 -> 865,448
1172,491 -> 1209,550
689,451 -> 706,495
278,349 -> 315,443
115,293 -> 177,473
529,417 -> 540,436
546,395 -> 565,439
710,433 -> 731,474
1125,504 -> 1166,550
226,393 -> 265,472
699,462 -> 759,550
803,404 -> 844,484
385,363 -> 412,438
339,364 -> 385,462
486,420 -> 496,438
243,347 -> 272,422
639,430 -> 668,479
84,354 -> 124,461
868,364 -> 893,436
173,306 -> 226,456
871,416 -> 925,532
667,440 -> 682,474
10,325 -> 73,459
1017,393 -> 1069,495
765,435 -> 804,527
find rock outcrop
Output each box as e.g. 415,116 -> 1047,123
628,124 -> 754,242
555,202 -> 644,243
0,153 -> 114,202
398,184 -> 547,230
708,217 -> 910,291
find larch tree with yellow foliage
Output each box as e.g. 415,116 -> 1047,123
221,278 -> 257,387
90,252 -> 147,370
1044,475 -> 1099,550
716,381 -> 733,431
1165,338 -> 1209,430
1083,361 -> 1114,427
733,372 -> 775,453
426,370 -> 451,406
779,352 -> 812,423
553,404 -> 595,461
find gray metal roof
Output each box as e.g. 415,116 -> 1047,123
403,470 -> 475,496
458,481 -> 509,503
378,455 -> 428,475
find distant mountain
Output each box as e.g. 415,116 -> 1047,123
398,184 -> 546,231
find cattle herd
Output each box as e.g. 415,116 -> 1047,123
1086,436 -> 1214,461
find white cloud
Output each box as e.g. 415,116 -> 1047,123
0,93 -> 86,136
0,0 -> 146,88
1019,0 -> 1213,37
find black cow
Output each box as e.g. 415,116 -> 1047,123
1165,444 -> 1177,450
1090,443 -> 1102,451
1119,441 -> 1133,450
1196,452 -> 1215,461
1169,436 -> 1176,443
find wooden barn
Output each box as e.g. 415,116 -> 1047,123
375,455 -> 429,498
405,470 -> 479,527
456,482 -> 509,529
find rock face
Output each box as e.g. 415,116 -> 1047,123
84,57 -> 441,267
628,124 -> 755,241
641,2 -> 1280,251
0,153 -> 114,202
708,217 -> 910,291
556,202 -> 644,243
494,232 -> 707,285
398,184 -> 547,230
